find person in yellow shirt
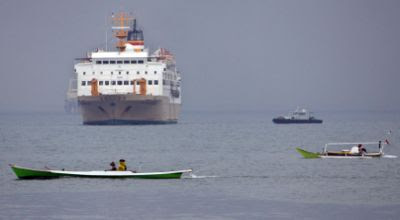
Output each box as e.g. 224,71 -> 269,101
118,159 -> 127,171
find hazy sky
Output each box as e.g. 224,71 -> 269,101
0,0 -> 399,112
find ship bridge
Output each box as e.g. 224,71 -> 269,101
74,12 -> 180,102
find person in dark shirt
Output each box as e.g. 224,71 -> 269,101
358,144 -> 367,154
109,161 -> 117,171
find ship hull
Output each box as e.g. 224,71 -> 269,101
272,118 -> 323,124
78,94 -> 180,125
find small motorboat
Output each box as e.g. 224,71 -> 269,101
296,141 -> 389,159
10,164 -> 192,179
273,107 -> 322,124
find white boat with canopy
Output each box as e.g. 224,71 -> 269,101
297,140 -> 394,159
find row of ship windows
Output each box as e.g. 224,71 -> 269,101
82,70 -> 161,75
81,80 -> 160,86
81,71 -> 177,80
95,60 -> 145,65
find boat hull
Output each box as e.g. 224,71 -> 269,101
11,165 -> 60,179
273,118 -> 323,124
296,148 -> 383,159
10,165 -> 191,179
78,94 -> 180,125
296,147 -> 321,158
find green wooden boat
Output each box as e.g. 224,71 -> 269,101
10,164 -> 192,179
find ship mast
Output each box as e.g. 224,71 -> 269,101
111,12 -> 133,52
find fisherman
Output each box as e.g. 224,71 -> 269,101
118,159 -> 127,171
358,144 -> 367,154
109,161 -> 117,171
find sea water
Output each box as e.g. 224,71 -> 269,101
0,111 -> 399,219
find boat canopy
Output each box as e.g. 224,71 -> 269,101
324,141 -> 385,153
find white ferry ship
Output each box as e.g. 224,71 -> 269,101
74,12 -> 181,125
273,107 -> 323,124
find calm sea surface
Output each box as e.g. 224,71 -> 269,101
0,111 -> 399,219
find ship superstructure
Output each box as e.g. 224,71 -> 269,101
75,12 -> 181,125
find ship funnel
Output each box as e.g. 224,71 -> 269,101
127,18 -> 145,52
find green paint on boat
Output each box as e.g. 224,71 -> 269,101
10,165 -> 60,179
296,147 -> 321,159
9,164 -> 191,179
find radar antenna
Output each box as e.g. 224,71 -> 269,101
111,12 -> 133,52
